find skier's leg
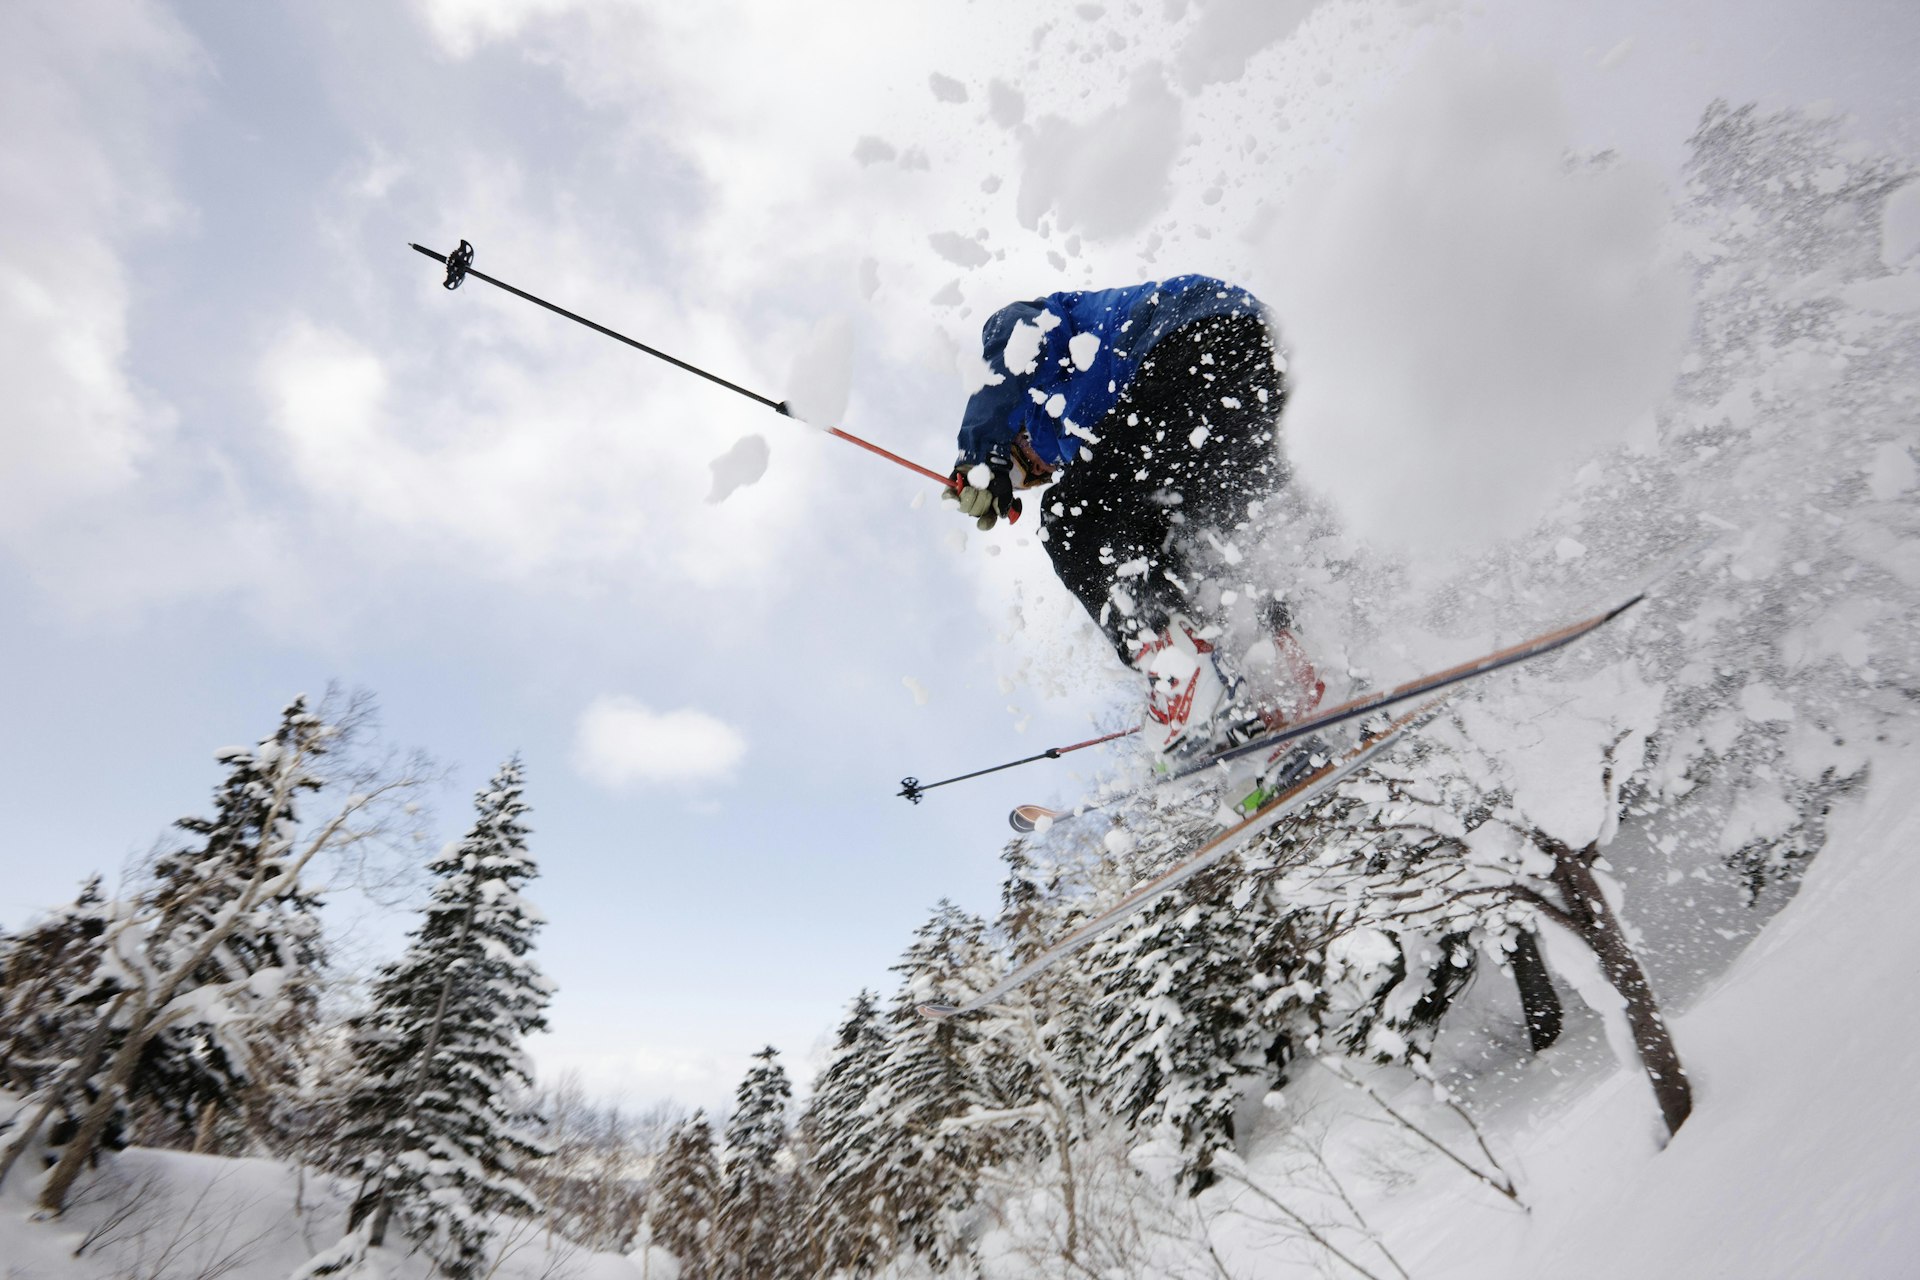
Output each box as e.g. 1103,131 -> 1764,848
1112,314 -> 1289,629
1126,315 -> 1325,729
1038,411 -> 1178,662
1039,314 -> 1307,752
1149,314 -> 1288,564
1040,315 -> 1288,656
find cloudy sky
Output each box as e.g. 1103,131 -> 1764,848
3,0 -> 1913,1107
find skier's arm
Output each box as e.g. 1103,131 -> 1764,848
944,374 -> 1024,529
954,376 -> 1024,469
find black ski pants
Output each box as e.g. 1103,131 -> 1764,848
1038,314 -> 1288,662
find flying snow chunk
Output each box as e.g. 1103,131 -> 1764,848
928,72 -> 969,103
1868,442 -> 1917,499
902,676 -> 931,706
988,79 -> 1025,129
1174,0 -> 1319,93
784,315 -> 854,427
1068,331 -> 1102,370
1003,318 -> 1046,375
707,434 -> 770,504
574,696 -> 747,788
929,231 -> 992,269
1881,179 -> 1920,266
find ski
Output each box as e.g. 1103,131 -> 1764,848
1009,537 -> 1720,833
1009,580 -> 1662,834
919,697 -> 1446,1022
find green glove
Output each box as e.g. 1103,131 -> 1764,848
946,462 -> 1016,531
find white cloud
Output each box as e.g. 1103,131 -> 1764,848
0,1 -> 196,539
533,1041 -> 735,1108
573,695 -> 747,788
258,301 -> 820,588
414,0 -> 585,57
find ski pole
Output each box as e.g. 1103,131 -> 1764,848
408,240 -> 1018,518
898,725 -> 1139,804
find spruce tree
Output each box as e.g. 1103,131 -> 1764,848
648,1112 -> 720,1280
0,876 -> 119,1171
801,992 -> 892,1277
714,1046 -> 794,1280
871,903 -> 1008,1269
12,697 -> 400,1212
335,759 -> 553,1279
0,876 -> 111,1088
1087,866 -> 1271,1193
129,725 -> 330,1147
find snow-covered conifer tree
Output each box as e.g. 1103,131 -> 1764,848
714,1045 -> 794,1280
0,876 -> 111,1092
329,758 -> 553,1279
800,991 -> 892,1277
1086,856 -> 1274,1193
870,902 -> 1012,1269
126,730 -> 331,1149
648,1111 -> 720,1280
1251,714 -> 1693,1132
4,696 -> 417,1212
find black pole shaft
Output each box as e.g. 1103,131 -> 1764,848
408,242 -> 787,413
898,727 -> 1138,803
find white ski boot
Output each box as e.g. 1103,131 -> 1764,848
1238,611 -> 1328,731
1131,616 -> 1237,757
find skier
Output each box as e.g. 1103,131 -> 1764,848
946,275 -> 1325,755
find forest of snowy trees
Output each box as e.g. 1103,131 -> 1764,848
0,696 -> 570,1278
2,101 -> 1915,1280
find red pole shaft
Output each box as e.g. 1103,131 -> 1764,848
825,427 -> 959,489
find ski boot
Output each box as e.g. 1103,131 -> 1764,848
1239,599 -> 1328,730
1131,615 -> 1239,759
1224,600 -> 1331,814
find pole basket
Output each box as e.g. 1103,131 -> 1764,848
443,240 -> 475,290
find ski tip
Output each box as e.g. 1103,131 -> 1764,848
916,1002 -> 962,1022
1009,804 -> 1059,834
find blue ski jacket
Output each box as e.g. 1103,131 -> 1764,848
954,275 -> 1266,473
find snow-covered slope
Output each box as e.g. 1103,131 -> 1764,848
1014,751 -> 1920,1280
0,1146 -> 665,1280
1378,752 -> 1920,1279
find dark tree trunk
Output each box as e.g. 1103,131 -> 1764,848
1544,839 -> 1693,1136
1509,929 -> 1563,1053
